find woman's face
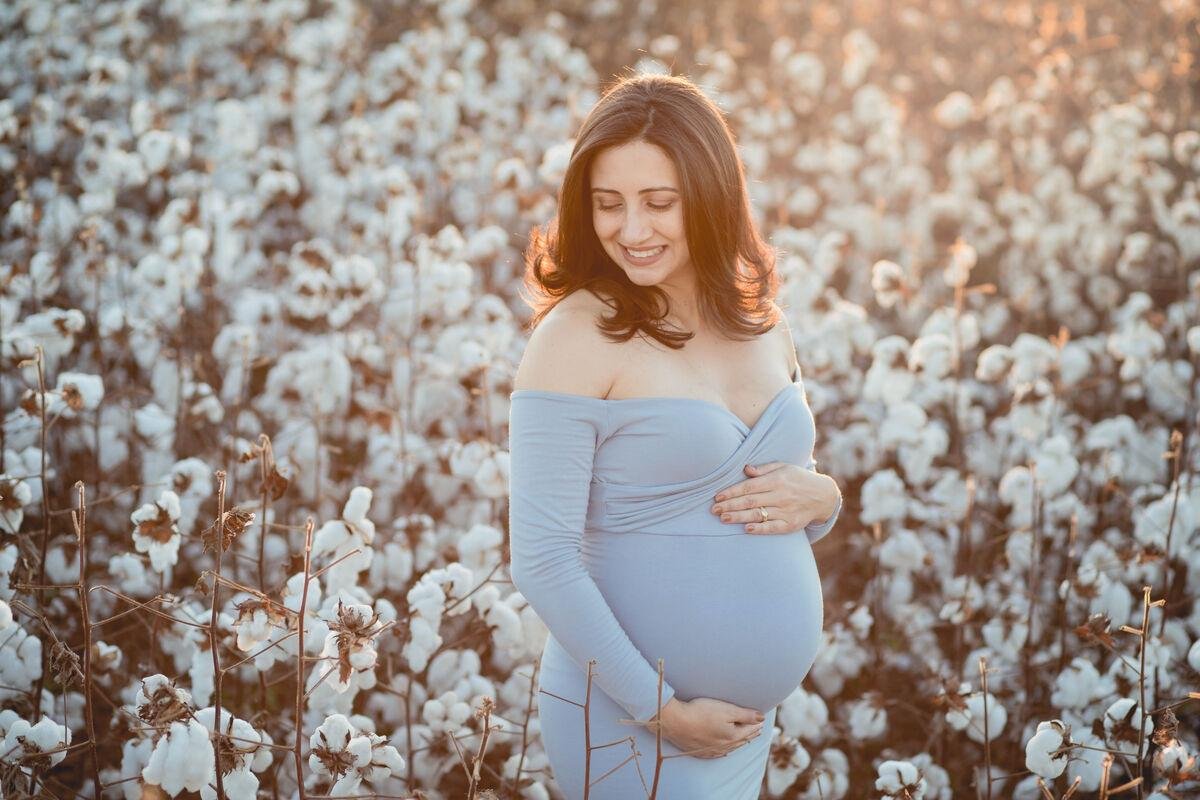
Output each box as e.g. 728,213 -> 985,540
589,139 -> 693,290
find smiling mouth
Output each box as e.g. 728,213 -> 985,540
621,245 -> 667,259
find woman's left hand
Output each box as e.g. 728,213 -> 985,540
709,462 -> 840,535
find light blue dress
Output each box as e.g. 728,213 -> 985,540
507,373 -> 841,800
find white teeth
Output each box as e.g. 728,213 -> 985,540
626,246 -> 665,258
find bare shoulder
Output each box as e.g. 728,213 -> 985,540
512,289 -> 618,398
768,300 -> 801,380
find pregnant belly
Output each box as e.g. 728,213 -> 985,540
581,530 -> 824,712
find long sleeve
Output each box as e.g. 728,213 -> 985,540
507,393 -> 676,724
803,455 -> 842,545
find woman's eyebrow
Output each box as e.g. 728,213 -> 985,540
590,186 -> 679,194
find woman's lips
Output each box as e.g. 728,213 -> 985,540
621,244 -> 667,265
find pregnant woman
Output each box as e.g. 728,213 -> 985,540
507,73 -> 843,799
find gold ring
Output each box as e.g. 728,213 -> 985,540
757,506 -> 768,522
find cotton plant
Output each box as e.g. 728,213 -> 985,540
764,728 -> 812,796
942,683 -> 1007,745
455,521 -> 504,574
980,594 -> 1031,663
193,706 -> 276,800
858,468 -> 910,526
106,552 -> 159,598
0,714 -> 71,779
403,562 -> 476,672
258,343 -> 353,425
1102,698 -> 1155,760
152,600 -> 230,708
471,582 -> 526,659
168,456 -> 215,536
904,753 -> 952,800
141,717 -> 214,796
1050,657 -> 1115,712
807,621 -> 871,697
845,693 -> 887,740
4,306 -> 87,380
1134,484 -> 1196,558
0,473 -> 32,534
312,486 -> 377,592
777,686 -> 825,743
448,438 -> 510,500
133,674 -> 212,796
0,599 -> 42,703
305,599 -> 387,714
862,337 -> 919,405
306,712 -> 406,798
875,759 -> 927,799
1151,734 -> 1199,794
130,489 -> 183,573
230,592 -> 293,671
797,747 -> 850,800
1024,719 -> 1072,780
937,574 -> 984,626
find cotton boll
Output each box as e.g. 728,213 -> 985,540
841,29 -> 878,88
909,332 -> 955,379
766,732 -> 812,796
2,715 -> 71,769
1188,639 -> 1200,673
130,490 -> 183,573
908,753 -> 952,800
457,523 -> 503,574
878,528 -> 926,573
342,486 -> 373,526
799,747 -> 849,799
860,469 -> 909,525
945,688 -> 1006,744
846,695 -> 887,740
0,475 -> 32,534
473,447 -> 509,499
938,575 -> 983,626
777,686 -> 829,743
934,90 -> 975,129
1103,698 -> 1153,757
997,465 -> 1035,528
975,344 -> 1013,382
1134,490 -> 1195,558
537,140 -> 572,186
1063,729 -> 1108,791
1051,657 -> 1111,709
1008,333 -> 1061,384
1032,435 -> 1080,497
875,759 -> 925,798
1025,719 -> 1070,779
0,618 -> 42,702
142,720 -> 213,795
868,257 -> 902,309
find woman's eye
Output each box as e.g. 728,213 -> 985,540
596,202 -> 674,212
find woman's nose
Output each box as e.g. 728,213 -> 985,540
621,210 -> 652,242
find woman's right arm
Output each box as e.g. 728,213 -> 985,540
507,304 -> 677,726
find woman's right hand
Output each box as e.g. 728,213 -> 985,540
649,697 -> 766,758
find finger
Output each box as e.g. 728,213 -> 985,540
745,462 -> 786,476
744,517 -> 792,535
736,710 -> 764,725
712,489 -> 773,516
713,474 -> 771,503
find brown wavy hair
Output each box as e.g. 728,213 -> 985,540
519,71 -> 781,348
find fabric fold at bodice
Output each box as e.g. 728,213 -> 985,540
588,382 -> 817,537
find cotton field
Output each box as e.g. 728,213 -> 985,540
1,0 -> 1198,798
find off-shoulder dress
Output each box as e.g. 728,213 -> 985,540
507,371 -> 841,800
